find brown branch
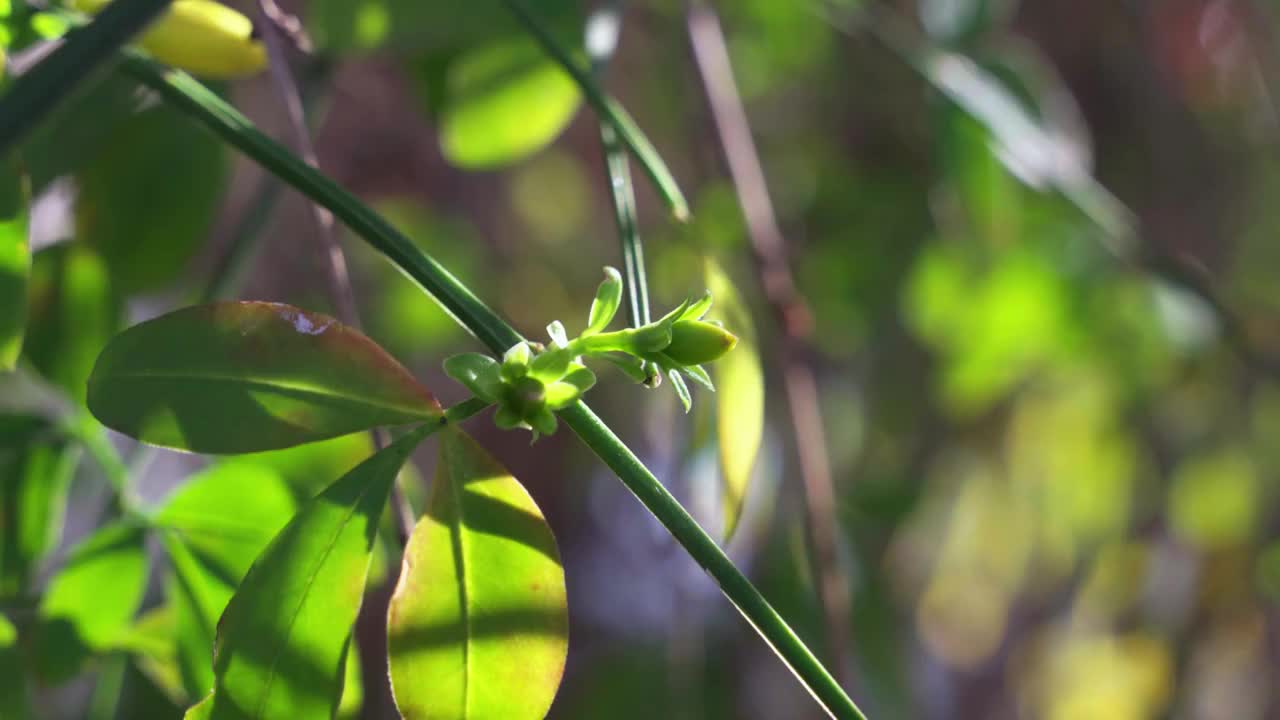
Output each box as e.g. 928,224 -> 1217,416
686,0 -> 854,686
255,0 -> 414,539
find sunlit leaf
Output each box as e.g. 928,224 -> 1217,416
35,521 -> 147,681
75,102 -> 227,293
118,604 -> 188,707
87,302 -> 442,454
337,640 -> 363,720
195,424 -> 432,719
23,244 -> 119,404
237,432 -> 374,498
155,460 -> 298,580
705,258 -> 764,541
0,152 -> 29,370
157,462 -> 297,700
436,37 -> 582,169
387,426 -> 568,720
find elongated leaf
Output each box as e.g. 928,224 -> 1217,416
387,427 -> 567,720
0,152 -> 29,370
437,37 -> 582,169
88,302 -> 442,453
36,521 -> 147,681
197,424 -> 432,719
705,259 -> 764,541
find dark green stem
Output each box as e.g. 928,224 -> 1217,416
0,0 -> 171,155
113,53 -> 862,720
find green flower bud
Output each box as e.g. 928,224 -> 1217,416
500,342 -> 532,382
585,266 -> 623,335
501,376 -> 546,419
663,319 -> 738,366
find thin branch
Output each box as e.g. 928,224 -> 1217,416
685,0 -> 854,686
116,53 -> 865,719
254,0 -> 414,538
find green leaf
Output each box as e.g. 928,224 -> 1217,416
668,368 -> 691,413
387,427 -> 567,720
0,152 -> 29,370
23,244 -> 120,404
0,427 -> 79,596
75,102 -> 227,293
118,604 -> 188,707
705,259 -> 764,542
36,521 -> 147,681
156,462 -> 298,700
336,641 -> 363,720
87,302 -> 442,454
197,424 -> 433,719
155,460 -> 298,581
437,37 -> 582,169
237,433 -> 374,498
443,353 -> 502,403
308,0 -> 579,52
585,266 -> 622,335
0,613 -> 29,719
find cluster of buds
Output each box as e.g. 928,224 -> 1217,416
444,267 -> 738,438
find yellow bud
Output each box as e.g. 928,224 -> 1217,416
663,319 -> 738,366
76,0 -> 266,79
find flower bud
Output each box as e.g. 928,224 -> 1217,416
585,266 -> 623,335
663,319 -> 738,366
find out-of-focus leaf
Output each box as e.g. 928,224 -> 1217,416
705,258 -> 764,541
0,613 -> 29,719
155,461 -> 297,580
0,152 -> 29,370
0,425 -> 79,596
21,74 -> 139,192
195,424 -> 431,719
35,521 -> 147,681
337,640 -> 363,720
307,0 -> 578,53
118,604 -> 188,707
75,102 -> 227,293
87,302 -> 442,454
23,244 -> 119,404
919,0 -> 1017,44
237,433 -> 373,498
387,426 -> 568,720
434,37 -> 581,169
156,462 -> 297,700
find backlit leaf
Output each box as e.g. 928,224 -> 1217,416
36,521 -> 147,681
0,613 -> 29,719
88,302 -> 442,453
196,424 -> 432,719
0,424 -> 79,596
387,426 -> 568,720
437,37 -> 582,169
705,258 -> 764,542
0,152 -> 29,370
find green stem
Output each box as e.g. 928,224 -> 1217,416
0,0 -> 171,155
560,403 -> 865,720
113,54 -> 862,720
497,0 -> 690,222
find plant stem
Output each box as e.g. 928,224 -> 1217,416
686,0 -> 855,686
497,0 -> 690,222
560,402 -> 865,720
114,53 -> 864,719
0,0 -> 171,155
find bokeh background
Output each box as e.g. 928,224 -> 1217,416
7,0 -> 1280,718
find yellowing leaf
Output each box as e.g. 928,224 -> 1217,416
705,258 -> 764,541
387,426 -> 568,719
